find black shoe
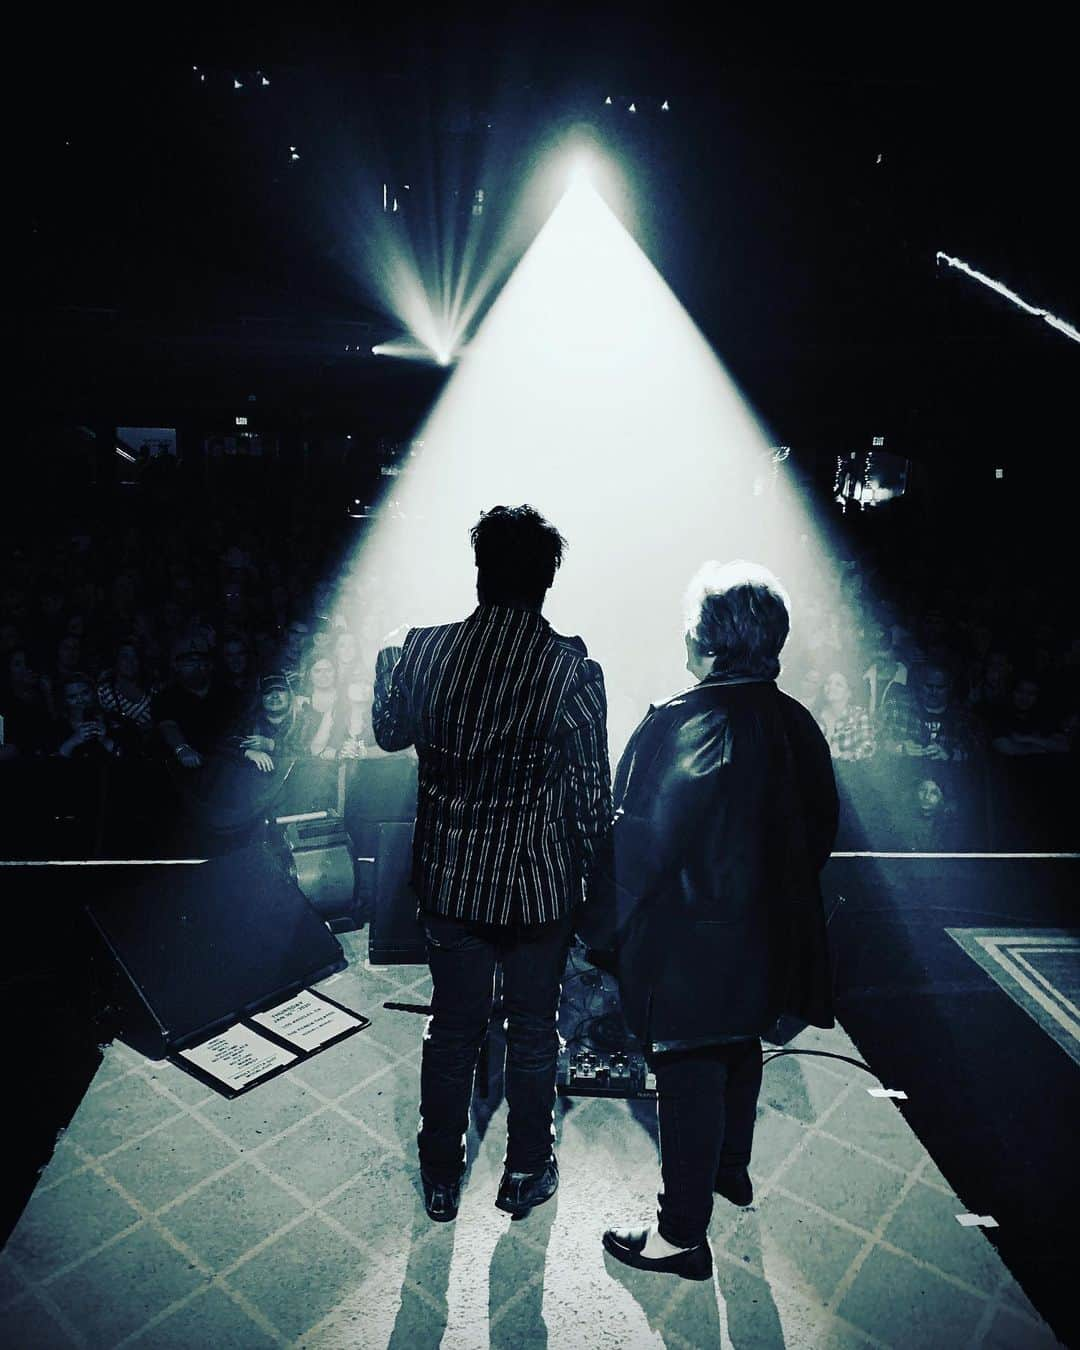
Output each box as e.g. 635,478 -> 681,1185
421,1171 -> 462,1222
602,1226 -> 713,1281
714,1166 -> 753,1207
494,1156 -> 559,1215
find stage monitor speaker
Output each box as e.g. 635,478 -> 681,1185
368,820 -> 427,965
84,842 -> 347,1059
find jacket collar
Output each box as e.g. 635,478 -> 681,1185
470,604 -> 549,630
698,672 -> 776,688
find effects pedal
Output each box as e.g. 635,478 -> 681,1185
557,1048 -> 656,1099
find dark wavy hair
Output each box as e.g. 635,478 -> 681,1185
684,560 -> 791,680
470,504 -> 567,606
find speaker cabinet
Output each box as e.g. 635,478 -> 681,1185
84,842 -> 346,1058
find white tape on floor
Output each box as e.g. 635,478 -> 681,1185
956,1214 -> 999,1228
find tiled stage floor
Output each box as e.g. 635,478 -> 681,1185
0,933 -> 1064,1348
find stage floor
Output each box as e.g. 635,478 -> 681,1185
0,929 -> 1062,1350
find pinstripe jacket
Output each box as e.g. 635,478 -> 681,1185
372,604 -> 612,925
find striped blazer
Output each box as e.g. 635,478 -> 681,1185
372,604 -> 612,925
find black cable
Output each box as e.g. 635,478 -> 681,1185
762,1047 -> 874,1073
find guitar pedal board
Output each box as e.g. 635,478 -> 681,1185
557,1048 -> 656,1099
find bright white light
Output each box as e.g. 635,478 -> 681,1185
566,153 -> 593,190
604,96 -> 612,105
661,100 -> 670,110
628,102 -> 637,113
290,153 -> 300,161
234,79 -> 242,90
353,164 -> 840,743
937,251 -> 1080,343
235,416 -> 248,426
261,76 -> 270,86
114,446 -> 136,463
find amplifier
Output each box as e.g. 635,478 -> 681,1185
557,1048 -> 656,1099
275,811 -> 357,930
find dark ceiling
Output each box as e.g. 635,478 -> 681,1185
18,11 -> 1078,461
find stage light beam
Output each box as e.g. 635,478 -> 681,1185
350,155 -> 843,754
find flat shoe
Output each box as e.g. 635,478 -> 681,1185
602,1225 -> 712,1281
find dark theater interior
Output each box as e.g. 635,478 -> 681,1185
4,11 -> 1077,1348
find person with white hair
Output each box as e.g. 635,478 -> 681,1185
581,560 -> 838,1281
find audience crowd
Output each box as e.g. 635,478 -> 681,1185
1,466 -> 1077,863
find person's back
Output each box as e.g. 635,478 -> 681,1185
372,504 -> 611,1224
590,559 -> 838,1281
607,674 -> 835,1052
381,606 -> 602,923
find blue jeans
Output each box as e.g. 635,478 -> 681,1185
418,908 -> 574,1184
650,1039 -> 763,1248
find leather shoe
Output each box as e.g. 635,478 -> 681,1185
421,1172 -> 462,1222
714,1166 -> 753,1207
495,1156 -> 559,1215
602,1226 -> 712,1281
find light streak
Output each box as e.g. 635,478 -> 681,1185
936,251 -> 1079,343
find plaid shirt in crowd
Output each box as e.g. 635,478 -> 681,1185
817,705 -> 876,760
372,605 -> 612,925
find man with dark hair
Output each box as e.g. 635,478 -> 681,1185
880,661 -> 981,763
373,504 -> 612,1223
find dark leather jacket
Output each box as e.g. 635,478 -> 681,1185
578,675 -> 838,1053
